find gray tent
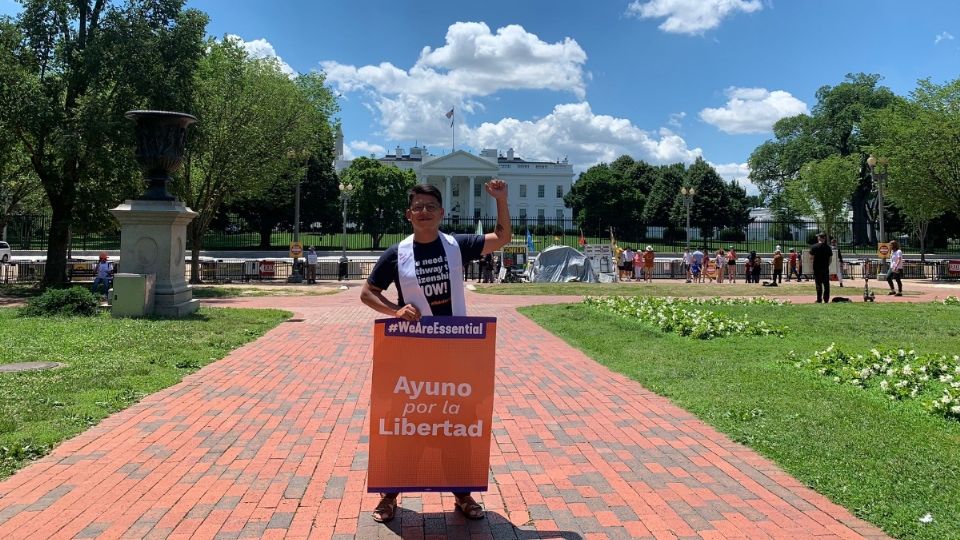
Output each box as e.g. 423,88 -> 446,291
528,246 -> 598,283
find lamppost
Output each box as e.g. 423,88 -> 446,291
287,151 -> 308,283
680,186 -> 696,251
338,182 -> 354,280
867,155 -> 888,271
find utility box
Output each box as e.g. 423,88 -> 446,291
111,273 -> 156,318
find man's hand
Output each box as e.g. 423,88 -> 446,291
394,304 -> 421,321
485,179 -> 508,201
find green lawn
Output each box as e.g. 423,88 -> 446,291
521,301 -> 960,540
0,306 -> 289,479
190,285 -> 341,298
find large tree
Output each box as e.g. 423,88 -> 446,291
785,154 -> 860,241
0,125 -> 41,239
339,157 -> 416,250
863,78 -> 960,259
670,158 -> 750,239
564,162 -> 642,237
178,38 -> 331,281
225,73 -> 340,250
0,0 -> 207,286
748,73 -> 897,245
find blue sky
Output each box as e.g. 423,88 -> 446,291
4,0 -> 960,192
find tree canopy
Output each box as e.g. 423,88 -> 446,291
0,0 -> 208,285
785,154 -> 860,241
179,37 -> 337,281
339,157 -> 416,250
748,73 -> 897,245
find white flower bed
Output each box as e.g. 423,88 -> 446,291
584,296 -> 787,340
791,345 -> 960,422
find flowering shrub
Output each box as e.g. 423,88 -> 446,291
943,296 -> 960,305
584,296 -> 787,339
790,345 -> 960,422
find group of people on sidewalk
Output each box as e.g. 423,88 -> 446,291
616,245 -> 656,282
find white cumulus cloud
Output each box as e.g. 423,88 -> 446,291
700,87 -> 808,134
343,140 -> 386,160
935,31 -> 954,44
320,22 -> 588,143
226,34 -> 296,77
463,102 -> 702,172
710,161 -> 757,195
625,0 -> 762,35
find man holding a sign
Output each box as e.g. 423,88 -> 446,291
360,180 -> 511,523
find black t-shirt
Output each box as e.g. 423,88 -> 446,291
367,234 -> 485,316
809,242 -> 833,272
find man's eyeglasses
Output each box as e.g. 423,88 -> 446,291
409,203 -> 440,213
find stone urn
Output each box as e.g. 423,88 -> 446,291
125,110 -> 197,201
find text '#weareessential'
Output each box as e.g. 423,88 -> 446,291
382,316 -> 493,339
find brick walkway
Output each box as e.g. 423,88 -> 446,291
0,286 -> 892,539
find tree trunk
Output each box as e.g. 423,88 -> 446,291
188,222 -> 203,284
851,186 -> 870,246
43,198 -> 74,288
258,223 -> 273,249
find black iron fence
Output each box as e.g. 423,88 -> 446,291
5,214 -> 960,256
3,256 -> 957,286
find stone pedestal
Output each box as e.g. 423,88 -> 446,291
110,200 -> 198,317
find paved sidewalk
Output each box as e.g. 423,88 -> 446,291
0,287 -> 890,539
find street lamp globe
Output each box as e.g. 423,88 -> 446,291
867,155 -> 877,168
680,187 -> 688,196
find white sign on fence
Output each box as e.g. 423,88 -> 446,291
583,244 -> 614,274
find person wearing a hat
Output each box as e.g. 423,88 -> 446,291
91,252 -> 113,301
305,246 -> 318,284
642,245 -> 655,282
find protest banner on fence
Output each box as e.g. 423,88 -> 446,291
368,316 -> 497,493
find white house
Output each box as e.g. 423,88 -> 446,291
334,129 -> 574,223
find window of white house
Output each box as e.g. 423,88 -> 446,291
538,185 -> 545,198
474,183 -> 482,197
452,184 -> 459,197
474,207 -> 481,219
519,184 -> 527,197
556,185 -> 563,198
556,208 -> 564,220
537,208 -> 545,225
519,208 -> 527,219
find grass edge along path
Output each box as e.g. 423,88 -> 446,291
0,306 -> 290,480
519,301 -> 960,540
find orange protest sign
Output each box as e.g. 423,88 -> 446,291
368,316 -> 496,493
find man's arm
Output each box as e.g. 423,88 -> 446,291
482,179 -> 511,255
360,282 -> 421,321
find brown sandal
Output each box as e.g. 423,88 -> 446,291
454,494 -> 485,520
372,494 -> 397,523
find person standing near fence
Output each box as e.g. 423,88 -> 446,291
643,246 -> 655,282
305,246 -> 318,284
810,233 -> 833,303
772,247 -> 783,284
726,247 -> 738,283
886,239 -> 904,296
682,247 -> 693,283
830,238 -> 844,287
